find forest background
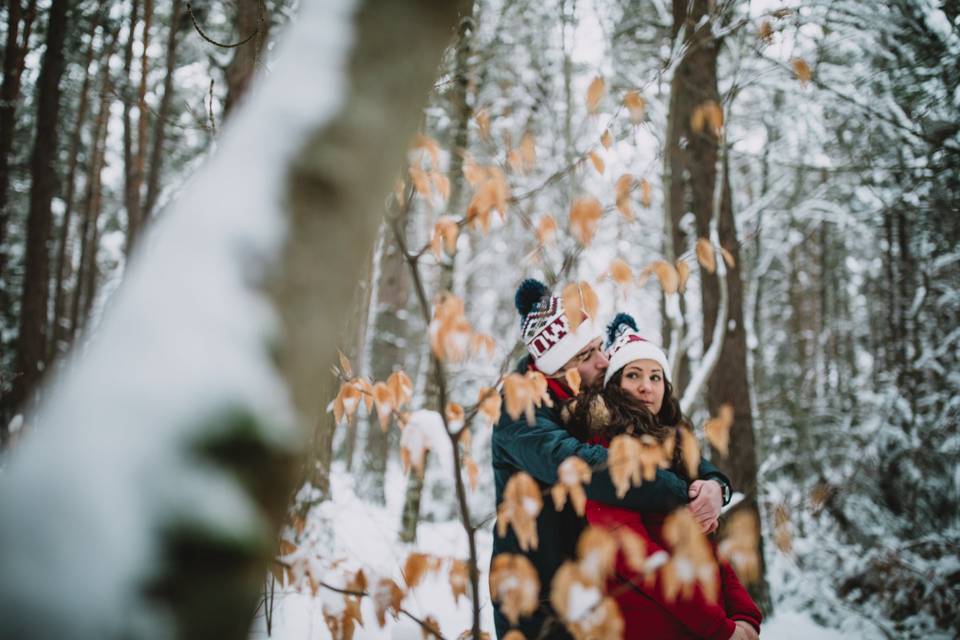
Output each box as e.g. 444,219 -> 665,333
0,0 -> 957,638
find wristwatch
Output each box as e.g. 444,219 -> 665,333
717,478 -> 732,505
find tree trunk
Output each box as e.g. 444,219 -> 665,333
223,0 -> 267,118
0,0 -> 464,637
143,0 -> 183,221
398,6 -> 474,543
69,49 -> 113,340
0,0 -> 39,323
8,0 -> 70,420
49,11 -> 104,361
121,0 -> 141,252
361,219 -> 412,502
666,0 -> 770,610
702,158 -> 771,611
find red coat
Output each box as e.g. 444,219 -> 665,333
586,500 -> 762,640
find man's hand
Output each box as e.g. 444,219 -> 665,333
688,479 -> 723,534
729,621 -> 759,640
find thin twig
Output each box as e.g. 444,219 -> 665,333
187,1 -> 259,49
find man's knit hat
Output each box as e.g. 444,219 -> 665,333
515,279 -> 601,375
603,312 -> 671,387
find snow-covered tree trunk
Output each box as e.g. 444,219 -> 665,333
0,0 -> 465,637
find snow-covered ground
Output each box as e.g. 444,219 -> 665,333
249,464 -> 496,639
249,465 -> 865,639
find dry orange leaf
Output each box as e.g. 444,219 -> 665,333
422,616 -> 442,639
679,426 -> 701,479
478,387 -> 502,426
471,332 -> 496,359
638,434 -> 668,482
758,19 -> 774,44
496,472 -> 543,551
720,246 -> 736,269
696,238 -> 716,273
690,100 -> 723,138
568,197 -> 603,246
519,131 -> 536,172
608,434 -> 643,498
409,165 -> 432,199
774,503 -> 793,553
431,216 -> 459,259
623,90 -> 646,123
718,510 -> 761,584
333,381 -> 364,425
609,258 -> 633,288
586,76 -> 606,114
536,214 -> 558,246
429,292 -> 473,362
576,526 -> 619,584
601,129 -> 613,149
525,370 -> 552,409
403,552 -> 432,589
615,174 -> 635,221
561,280 -> 599,332
337,350 -> 353,378
791,57 -> 812,85
588,151 -> 605,175
550,562 -> 624,640
617,528 -> 649,573
564,368 -> 582,396
463,453 -> 479,491
466,166 -> 509,233
372,578 -> 404,627
431,171 -> 451,202
489,554 -> 540,625
372,381 -> 396,431
651,259 -> 680,294
676,260 -> 690,293
703,403 -> 734,457
449,559 -> 471,604
503,373 -> 536,423
414,133 -> 441,169
662,509 -> 718,603
387,370 -> 414,407
553,456 -> 592,515
640,178 -> 652,208
475,108 -> 491,141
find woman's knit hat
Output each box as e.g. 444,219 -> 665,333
603,312 -> 671,386
514,279 -> 601,375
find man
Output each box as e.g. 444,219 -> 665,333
491,279 -> 731,639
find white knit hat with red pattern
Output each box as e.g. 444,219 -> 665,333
603,312 -> 671,386
515,279 -> 601,375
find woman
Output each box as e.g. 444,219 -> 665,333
563,313 -> 762,640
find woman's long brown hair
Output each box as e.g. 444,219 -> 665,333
565,368 -> 693,482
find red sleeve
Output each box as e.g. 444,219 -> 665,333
720,561 -> 762,632
587,502 -> 737,640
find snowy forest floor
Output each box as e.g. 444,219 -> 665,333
248,464 -> 870,640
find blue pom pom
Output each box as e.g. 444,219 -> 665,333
515,279 -> 548,316
606,312 -> 638,346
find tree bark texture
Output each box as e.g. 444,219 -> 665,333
69,49 -> 113,341
49,11 -> 103,361
666,0 -> 770,610
9,0 -> 70,419
143,0 -> 182,220
121,0 -> 141,253
0,0 -> 39,318
223,0 -> 267,118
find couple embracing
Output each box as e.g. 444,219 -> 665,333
490,279 -> 762,639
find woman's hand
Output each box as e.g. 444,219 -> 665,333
688,479 -> 722,533
728,621 -> 759,640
